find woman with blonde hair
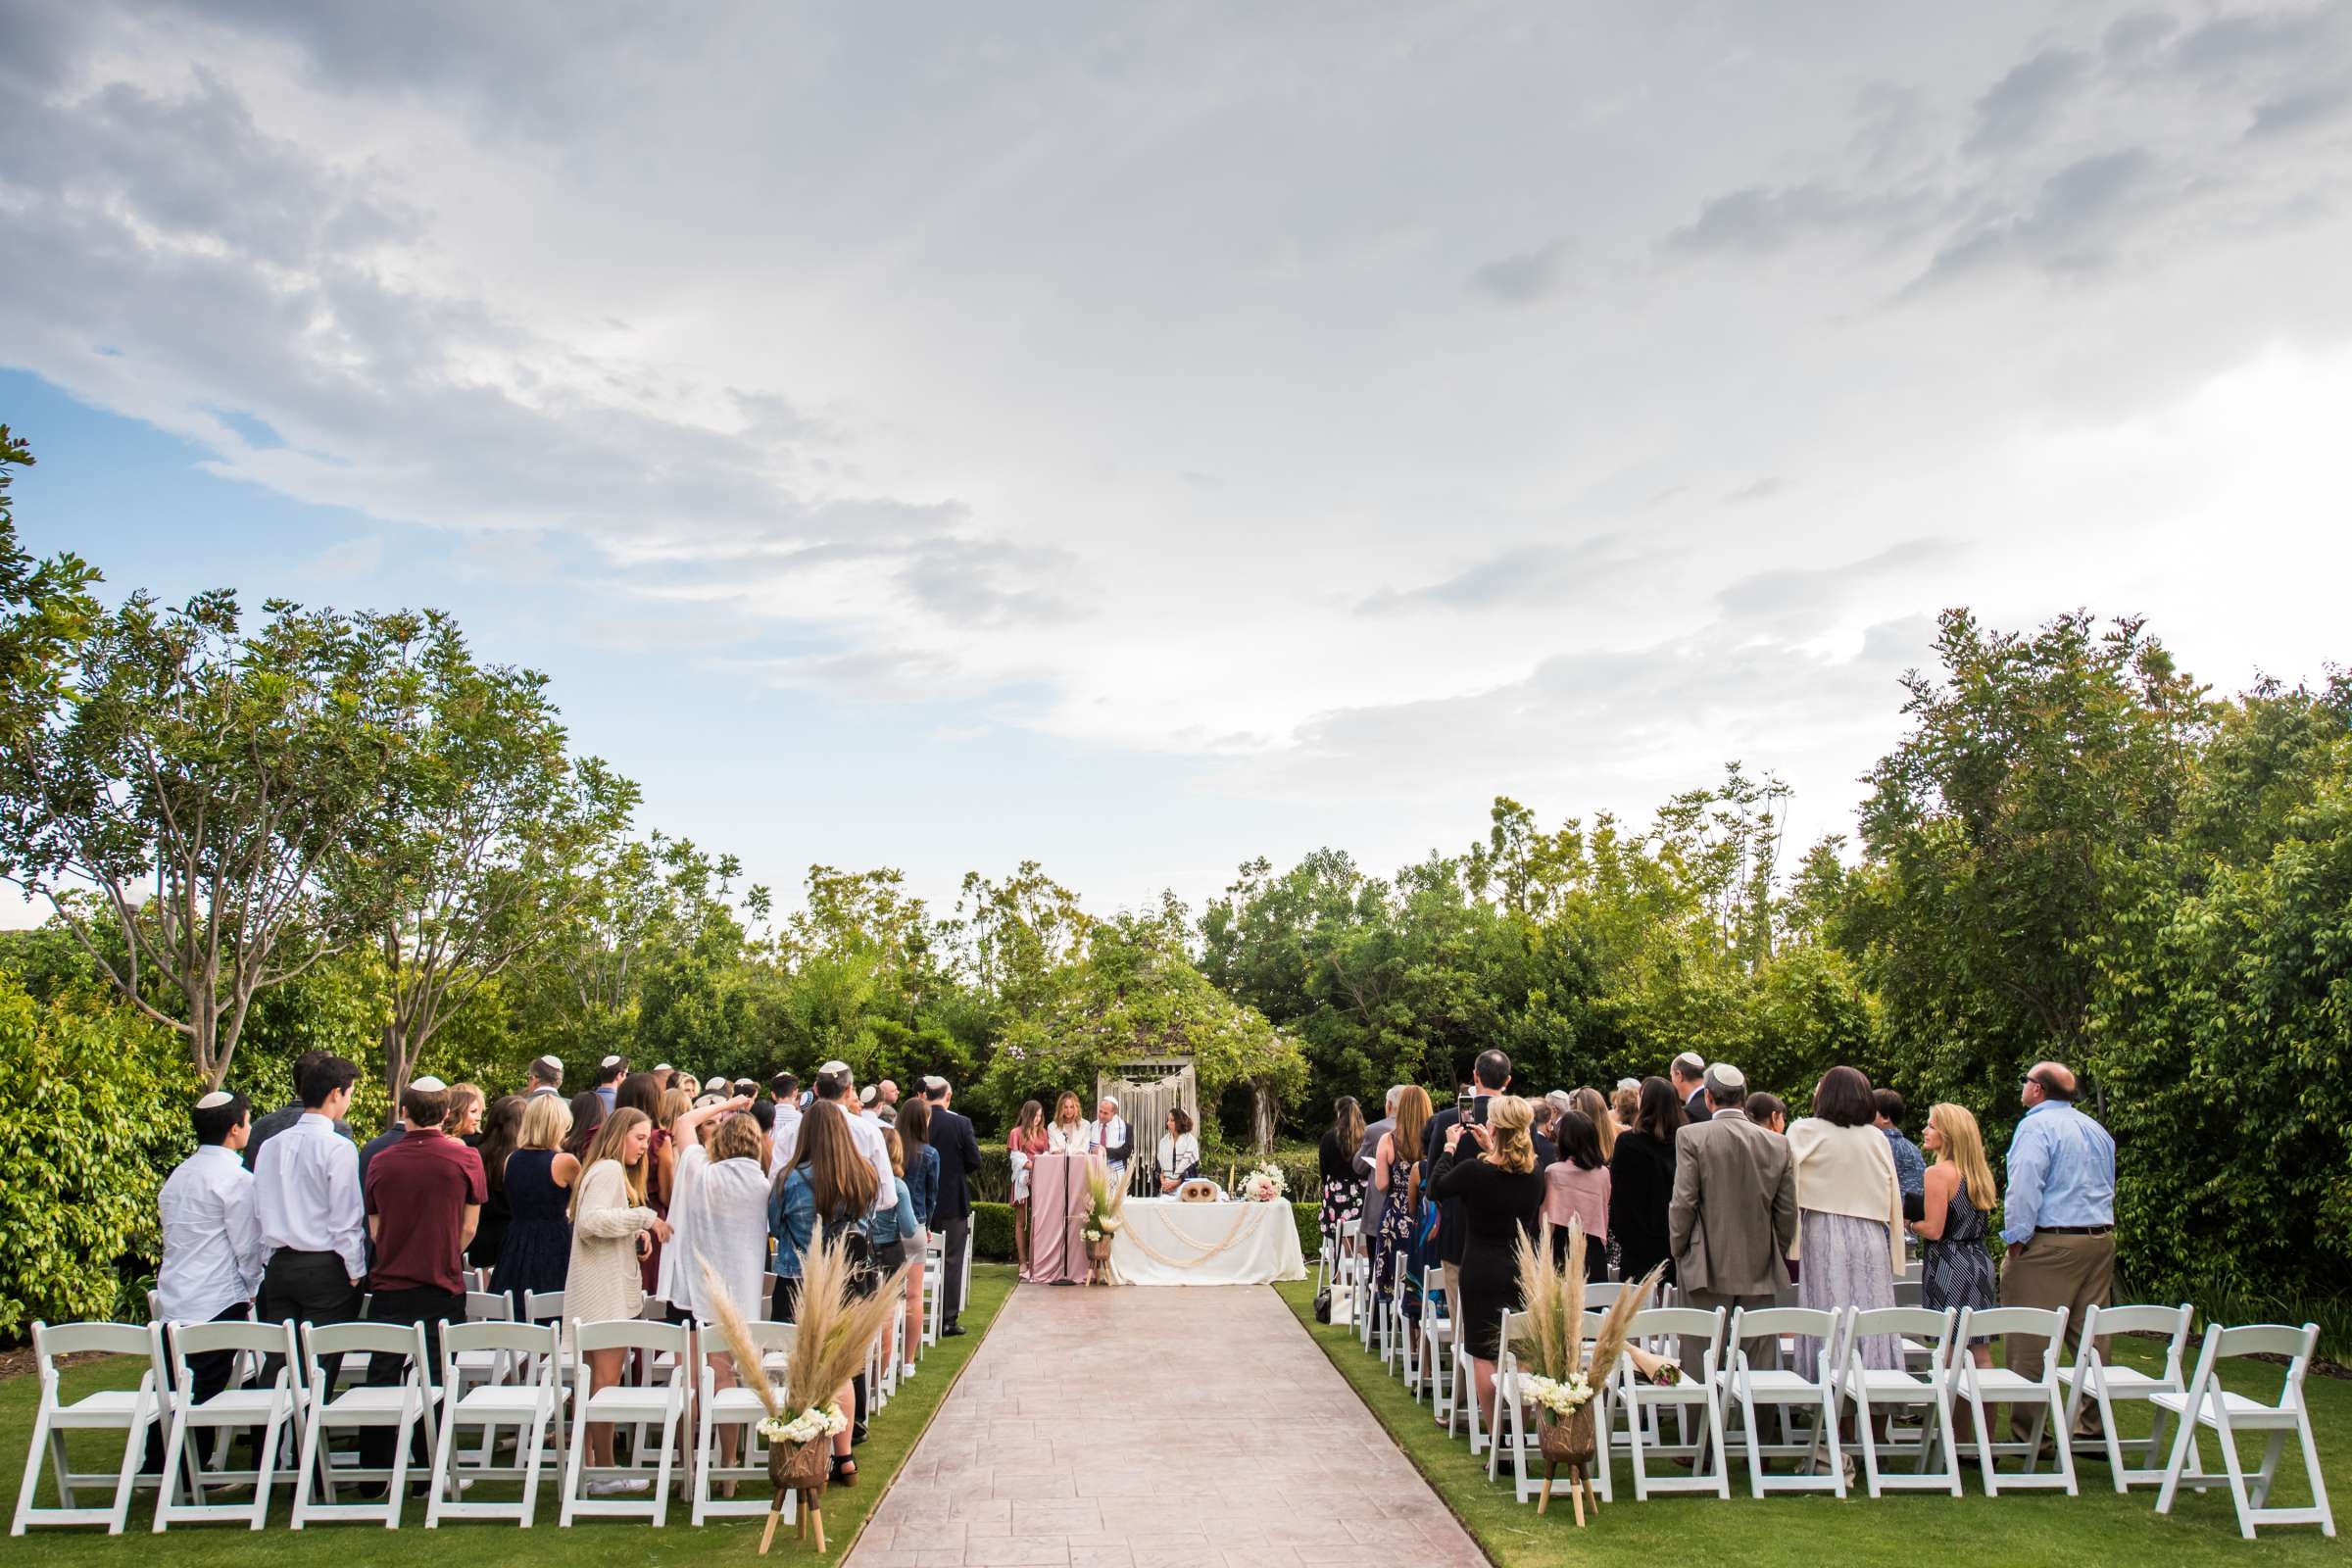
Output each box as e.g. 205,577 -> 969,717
566,1106 -> 673,1494
1045,1089 -> 1092,1154
1430,1094 -> 1544,1433
1369,1086 -> 1432,1319
493,1092 -> 578,1313
1912,1102 -> 2000,1369
1572,1086 -> 1617,1163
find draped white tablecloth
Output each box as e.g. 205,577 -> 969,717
1108,1199 -> 1308,1287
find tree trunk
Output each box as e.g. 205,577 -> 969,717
1250,1077 -> 1277,1155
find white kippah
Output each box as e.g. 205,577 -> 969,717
1705,1063 -> 1746,1093
600,1054 -> 622,1069
1674,1051 -> 1705,1071
196,1091 -> 234,1110
410,1075 -> 447,1093
534,1054 -> 561,1072
654,1062 -> 673,1073
859,1084 -> 878,1104
818,1059 -> 851,1078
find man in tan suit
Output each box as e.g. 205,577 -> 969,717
1669,1063 -> 1797,1376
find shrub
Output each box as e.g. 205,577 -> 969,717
0,978 -> 195,1337
972,1201 -> 1014,1261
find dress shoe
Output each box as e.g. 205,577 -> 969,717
941,1325 -> 966,1338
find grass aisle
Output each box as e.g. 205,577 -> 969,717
0,1263 -> 1014,1565
1274,1277 -> 2344,1567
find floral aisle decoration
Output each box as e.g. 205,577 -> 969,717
701,1232 -> 906,1557
1510,1218 -> 1667,1525
1236,1163 -> 1288,1203
1081,1163 -> 1126,1283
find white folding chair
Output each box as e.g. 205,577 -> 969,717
1618,1306 -> 1730,1499
2154,1321 -> 2334,1539
1418,1268 -> 1456,1421
291,1320 -> 438,1528
690,1320 -> 800,1526
10,1322 -> 164,1536
921,1241 -> 945,1349
559,1319 -> 689,1526
150,1318 -> 305,1533
1490,1309 -> 1613,1504
1953,1305 -> 2078,1494
1721,1306 -> 1845,1496
425,1320 -> 559,1527
1838,1306 -> 1961,1496
958,1228 -> 973,1315
2060,1302 -> 2192,1492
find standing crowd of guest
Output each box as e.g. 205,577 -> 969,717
149,1053 -> 985,1494
1316,1047 -> 2116,1447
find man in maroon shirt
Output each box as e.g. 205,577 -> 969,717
360,1074 -> 485,1477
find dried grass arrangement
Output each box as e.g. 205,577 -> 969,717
1510,1219 -> 1671,1524
700,1231 -> 907,1556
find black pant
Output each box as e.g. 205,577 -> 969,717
263,1249 -> 362,1391
937,1211 -> 970,1330
142,1301 -> 252,1472
1549,1228 -> 1610,1282
358,1286 -> 463,1473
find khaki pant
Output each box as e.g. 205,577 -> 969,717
2000,1231 -> 2114,1439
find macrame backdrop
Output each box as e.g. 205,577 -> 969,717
1098,1056 -> 1197,1195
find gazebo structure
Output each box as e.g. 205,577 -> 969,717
1097,1055 -> 1197,1193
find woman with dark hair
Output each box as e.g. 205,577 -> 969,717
1744,1092 -> 1789,1134
1544,1108 -> 1612,1279
563,1089 -> 607,1159
1318,1097 -> 1369,1256
1788,1065 -> 1905,1375
1007,1099 -> 1050,1272
1155,1106 -> 1200,1193
466,1094 -> 526,1269
1608,1075 -> 1686,1289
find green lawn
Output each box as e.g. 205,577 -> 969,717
1275,1278 -> 2343,1566
0,1263 -> 1013,1563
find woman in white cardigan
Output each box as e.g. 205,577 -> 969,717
1045,1090 -> 1095,1155
567,1108 -> 672,1494
1787,1065 -> 1907,1375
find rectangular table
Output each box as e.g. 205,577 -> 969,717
1108,1198 -> 1309,1287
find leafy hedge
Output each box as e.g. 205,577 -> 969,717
0,976 -> 194,1336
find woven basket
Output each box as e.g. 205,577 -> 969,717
1539,1403 -> 1596,1466
769,1433 -> 829,1495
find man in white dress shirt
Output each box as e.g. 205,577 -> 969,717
145,1090 -> 266,1470
253,1054 -> 367,1383
1089,1097 -> 1133,1182
767,1072 -> 803,1169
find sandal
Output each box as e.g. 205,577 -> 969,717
830,1453 -> 858,1487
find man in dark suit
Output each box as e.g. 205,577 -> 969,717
924,1077 -> 983,1337
1422,1050 -> 1511,1317
1670,1051 -> 1709,1127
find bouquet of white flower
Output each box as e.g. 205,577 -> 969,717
1517,1371 -> 1596,1419
758,1401 -> 851,1446
1237,1164 -> 1287,1202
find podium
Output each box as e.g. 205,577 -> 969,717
1022,1153 -> 1093,1285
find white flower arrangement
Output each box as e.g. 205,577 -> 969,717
758,1401 -> 851,1446
1517,1371 -> 1596,1419
1237,1163 -> 1288,1202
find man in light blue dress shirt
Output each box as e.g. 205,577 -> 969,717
1999,1060 -> 2117,1439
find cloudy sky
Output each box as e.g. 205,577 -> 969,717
5,1 -> 2349,922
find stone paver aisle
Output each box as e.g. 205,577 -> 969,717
851,1284 -> 1486,1568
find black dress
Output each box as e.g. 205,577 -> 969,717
465,1134 -> 509,1270
1317,1128 -> 1366,1242
492,1149 -> 572,1312
1609,1129 -> 1678,1286
1430,1150 -> 1545,1361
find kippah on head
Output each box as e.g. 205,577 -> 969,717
859,1084 -> 878,1104
410,1075 -> 448,1093
818,1058 -> 851,1078
534,1054 -> 561,1072
196,1090 -> 234,1109
1705,1063 -> 1745,1093
1674,1051 -> 1705,1072
600,1054 -> 622,1069
655,1062 -> 674,1073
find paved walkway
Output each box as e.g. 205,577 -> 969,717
851,1283 -> 1486,1568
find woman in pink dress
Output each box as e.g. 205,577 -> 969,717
1006,1100 -> 1050,1273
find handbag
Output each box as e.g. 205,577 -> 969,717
1312,1285 -> 1333,1322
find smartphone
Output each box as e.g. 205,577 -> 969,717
1456,1092 -> 1480,1123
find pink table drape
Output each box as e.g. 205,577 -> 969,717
1023,1152 -> 1093,1285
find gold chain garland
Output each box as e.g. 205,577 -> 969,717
1113,1203 -> 1272,1270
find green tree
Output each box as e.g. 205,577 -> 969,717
340,610 -> 639,1095
0,590 -> 401,1086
